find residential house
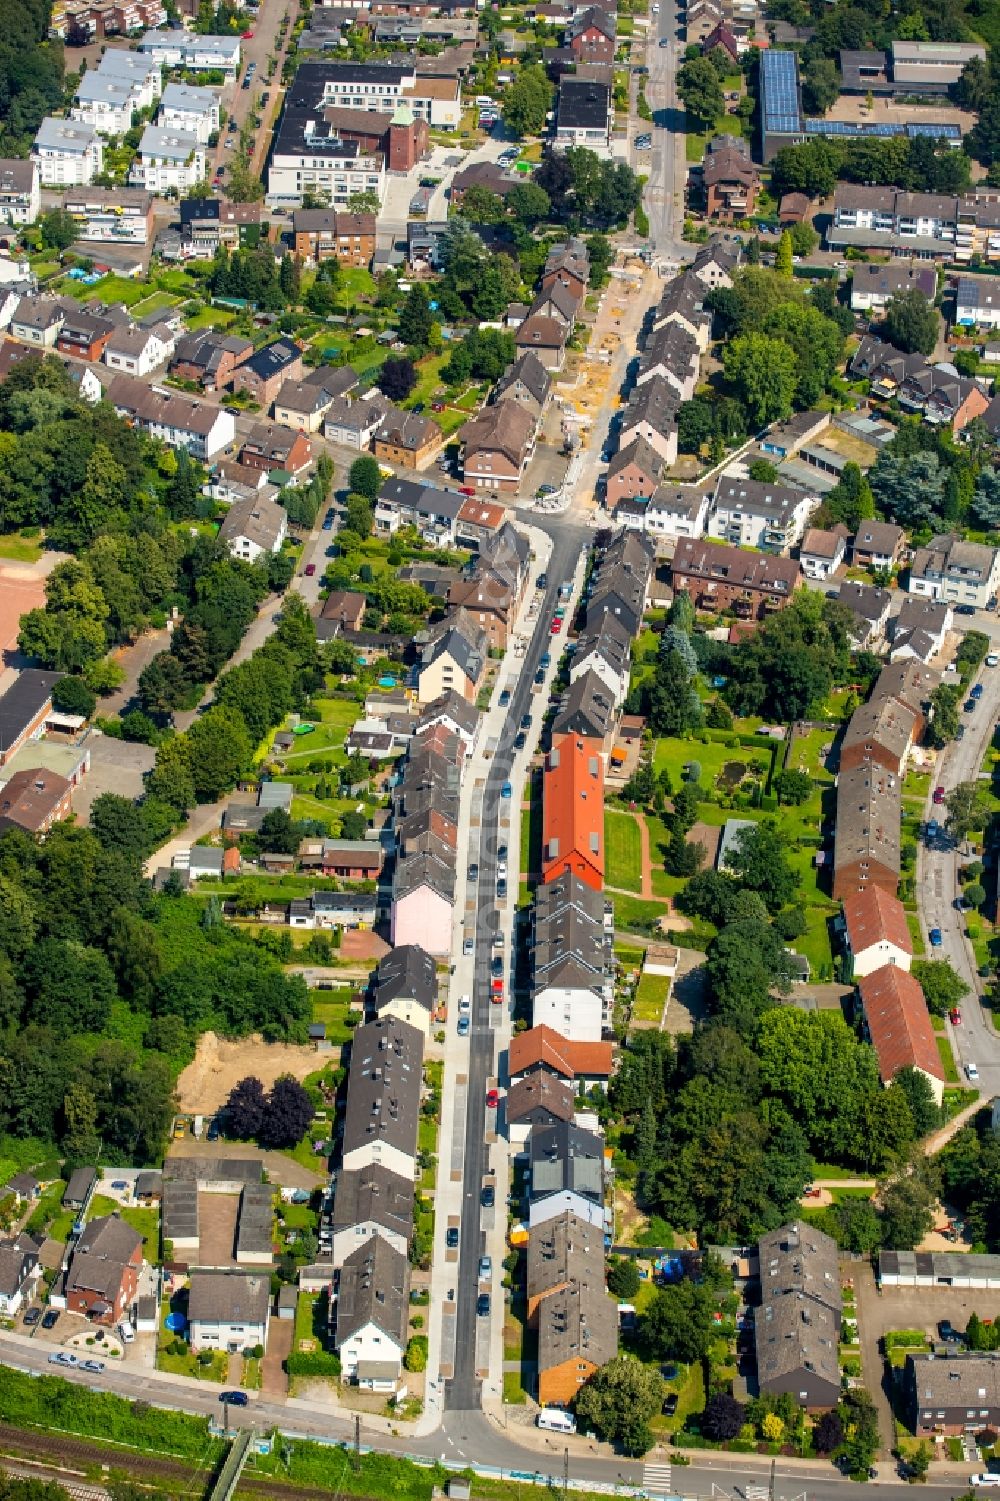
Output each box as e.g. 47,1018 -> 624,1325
0,670 -> 65,766
32,118 -> 103,185
319,589 -> 367,634
415,689 -> 479,757
528,1122 -> 605,1231
955,276 -> 1000,330
670,538 -> 799,619
688,237 -> 740,290
157,82 -> 221,144
95,47 -> 162,107
178,198 -> 262,257
330,1164 -> 413,1269
341,1015 -> 423,1180
375,476 -> 463,543
851,336 -> 989,432
64,1215 -> 143,1325
755,1222 -> 842,1409
837,581 -> 893,648
506,1073 -> 576,1144
850,262 -> 937,314
585,529 -> 654,636
555,75 -> 612,155
139,30 -> 241,74
370,943 -> 438,1037
187,1270 -> 271,1352
841,885 -> 913,979
527,1210 -> 609,1324
0,1234 -> 41,1316
710,475 -> 815,553
455,498 -> 509,553
617,376 -> 679,467
906,1352 -> 1000,1436
533,868 -> 613,1041
616,486 -> 710,544
605,437 -> 664,509
170,330 -> 253,390
514,313 -> 570,371
570,613 -> 632,710
447,571 -> 516,651
268,109 -> 391,208
232,341 -> 304,410
832,762 -> 902,901
460,399 -> 540,496
493,350 -> 551,421
324,391 -> 391,451
551,670 -> 616,743
541,238 -> 589,300
567,5 -> 616,62
107,374 -> 234,459
62,1166 -> 97,1212
9,296 -> 67,348
651,270 -> 712,354
304,839 -> 383,880
0,768 -> 74,837
0,160 -> 40,225
529,277 -> 581,331
840,696 -> 919,779
541,733 -> 605,893
829,185 -> 960,258
872,660 -> 941,738
391,838 -> 455,955
536,1254 -> 618,1408
636,321 -> 699,401
508,1026 -> 614,1093
416,609 -> 487,703
104,321 -> 173,377
56,304 -> 116,362
217,493 -> 288,563
448,159 -> 516,208
890,596 -> 953,664
274,367 -> 359,434
799,525 -> 848,580
240,423 -> 313,478
858,964 -> 946,1102
908,533 -> 1000,610
852,520 -> 906,573
129,125 -> 205,195
374,409 -> 443,469
703,135 -> 758,222
334,1235 -> 409,1388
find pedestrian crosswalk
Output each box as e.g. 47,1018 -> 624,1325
642,1461 -> 673,1499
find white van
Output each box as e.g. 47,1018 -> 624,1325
118,1321 -> 135,1344
537,1409 -> 577,1434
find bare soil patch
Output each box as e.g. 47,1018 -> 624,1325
176,1031 -> 320,1113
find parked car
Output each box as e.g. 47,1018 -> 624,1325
304,563 -> 316,576
457,1016 -> 470,1036
967,1062 -> 980,1082
537,573 -> 548,589
499,689 -> 510,707
988,653 -> 999,667
514,732 -> 527,750
468,862 -> 479,880
80,1360 -> 105,1374
501,782 -> 512,799
482,1183 -> 495,1208
496,877 -> 507,898
662,1394 -> 678,1416
950,1008 -> 962,1025
520,713 -> 532,730
970,1476 -> 1000,1488
929,927 -> 943,946
933,785 -> 945,803
479,1255 -> 492,1280
41,1309 -> 59,1330
463,936 -> 474,956
486,1089 -> 499,1110
972,683 -> 984,700
23,1307 -> 40,1326
446,1225 -> 460,1248
956,603 -> 977,616
477,1293 -> 491,1317
220,1390 -> 248,1406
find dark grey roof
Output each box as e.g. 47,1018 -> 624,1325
342,1016 -> 423,1161
62,1166 -> 97,1206
416,689 -> 479,739
756,1287 -> 840,1395
506,1071 -> 576,1126
393,848 -> 456,903
838,580 -> 891,627
640,319 -> 699,381
372,943 -> 438,1015
526,1208 -> 606,1308
755,1221 -> 842,1396
76,1214 -> 143,1266
421,609 -> 487,685
573,610 -> 631,678
188,1269 -> 271,1326
236,1183 -> 274,1261
494,350 -> 551,410
872,660 -> 942,720
621,372 -> 680,439
607,434 -> 663,485
161,1178 -> 198,1242
162,1156 -> 262,1184
552,669 -> 615,739
834,763 -> 902,878
529,1122 -> 604,1204
244,340 -> 300,381
906,1351 -> 1000,1413
332,1163 -> 414,1241
758,1222 -> 841,1316
537,1254 -> 618,1376
0,670 -> 63,754
335,1233 -> 409,1348
713,474 -> 806,523
135,1171 -> 162,1197
557,76 -> 611,129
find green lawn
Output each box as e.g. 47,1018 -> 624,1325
936,1034 -> 959,1085
612,892 -> 669,933
88,1195 -> 159,1255
268,696 -> 360,763
310,988 -> 361,1046
130,291 -> 182,318
0,531 -> 43,562
605,810 -> 643,893
64,273 -> 151,307
185,306 -> 237,331
633,972 -> 670,1024
785,726 -> 837,784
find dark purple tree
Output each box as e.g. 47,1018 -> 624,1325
813,1408 -> 845,1454
377,357 -> 417,402
700,1392 -> 746,1442
225,1076 -> 266,1139
260,1075 -> 314,1149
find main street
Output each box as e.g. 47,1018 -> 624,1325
642,0 -> 689,257
916,618 -> 1000,1102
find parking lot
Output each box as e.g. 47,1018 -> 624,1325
73,734 -> 157,824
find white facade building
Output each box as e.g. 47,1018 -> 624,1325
96,48 -> 163,109
158,82 -> 221,145
71,74 -> 137,136
709,475 -> 815,553
139,30 -> 241,76
32,118 -> 103,186
0,160 -> 40,226
129,125 -> 205,194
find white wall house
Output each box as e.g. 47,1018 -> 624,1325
71,75 -> 137,137
129,125 -> 205,194
267,119 -> 387,208
616,488 -> 709,542
531,983 -> 604,1044
32,118 -> 103,186
139,30 -> 241,76
390,881 -> 454,958
0,160 -> 40,226
709,477 -> 815,553
955,276 -> 1000,330
96,49 -> 163,109
528,1190 -> 604,1232
908,533 -> 1000,610
0,1237 -> 41,1317
158,82 -> 221,145
186,1271 -> 270,1353
104,323 -> 174,378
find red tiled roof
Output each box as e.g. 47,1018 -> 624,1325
508,1025 -> 614,1080
858,964 -> 944,1086
541,733 -> 604,890
842,886 -> 912,959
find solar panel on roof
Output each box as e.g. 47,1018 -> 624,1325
804,118 -> 960,140
761,49 -> 802,135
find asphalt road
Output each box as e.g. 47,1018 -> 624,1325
916,627 -> 1000,1103
643,0 -> 687,256
446,514 -> 592,1411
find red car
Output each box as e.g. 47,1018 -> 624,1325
242,28 -> 254,36
550,618 -> 562,633
933,786 -> 946,804
486,1088 -> 499,1109
950,1008 -> 962,1025
304,563 -> 316,577
490,989 -> 504,1005
460,485 -> 475,496
491,977 -> 503,994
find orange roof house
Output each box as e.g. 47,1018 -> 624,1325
857,965 -> 945,1104
508,1025 -> 614,1087
841,886 -> 912,979
541,733 -> 604,891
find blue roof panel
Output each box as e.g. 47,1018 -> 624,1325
761,49 -> 802,136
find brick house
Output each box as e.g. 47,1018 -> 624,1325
292,209 -> 376,267
170,331 -> 254,391
670,538 -> 799,618
0,768 -> 73,837
605,437 -> 663,508
56,305 -> 116,362
373,409 -> 443,469
63,1215 -> 143,1326
567,5 -> 616,62
240,423 -> 313,477
703,135 -> 758,222
461,401 -> 536,492
231,341 -> 304,410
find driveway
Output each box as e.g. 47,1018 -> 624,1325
262,1317 -> 293,1396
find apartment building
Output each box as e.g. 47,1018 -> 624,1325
832,762 -> 902,901
139,30 -> 241,75
858,965 -> 945,1102
710,475 -> 815,553
293,208 -> 376,266
106,374 -> 235,459
671,538 -> 799,618
129,125 -> 205,194
286,60 -> 460,128
71,72 -> 137,136
555,76 -> 613,156
32,118 -> 103,186
908,532 -> 1000,610
63,187 -> 154,245
268,112 -> 387,207
0,161 -> 40,226
158,82 -> 221,144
